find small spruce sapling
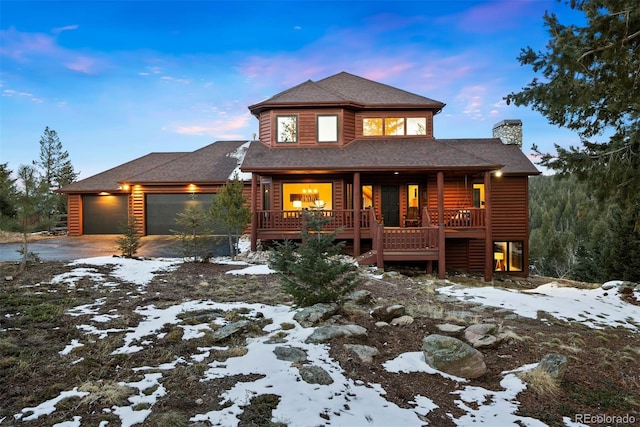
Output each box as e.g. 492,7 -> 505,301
116,216 -> 141,258
269,209 -> 363,307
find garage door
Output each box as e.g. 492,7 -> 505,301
146,194 -> 215,235
82,194 -> 128,234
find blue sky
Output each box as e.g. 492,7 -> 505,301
1,0 -> 585,180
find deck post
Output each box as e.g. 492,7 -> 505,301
484,171 -> 493,281
353,172 -> 361,257
250,173 -> 258,252
376,224 -> 384,268
438,225 -> 446,279
437,171 -> 444,225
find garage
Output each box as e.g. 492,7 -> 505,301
82,194 -> 128,234
145,193 -> 215,235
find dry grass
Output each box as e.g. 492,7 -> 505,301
517,369 -> 561,397
0,230 -> 59,244
79,380 -> 135,406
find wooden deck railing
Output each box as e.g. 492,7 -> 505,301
426,207 -> 485,228
256,209 -> 371,231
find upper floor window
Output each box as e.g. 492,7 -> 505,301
277,115 -> 297,143
363,117 -> 427,136
317,115 -> 338,142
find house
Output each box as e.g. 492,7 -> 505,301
58,141 -> 249,235
59,72 -> 539,280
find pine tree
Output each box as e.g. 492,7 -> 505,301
269,209 -> 363,307
13,165 -> 53,272
508,0 -> 640,281
33,127 -> 79,214
173,204 -> 212,262
209,173 -> 251,259
0,163 -> 17,229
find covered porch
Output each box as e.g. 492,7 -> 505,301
248,170 -> 496,281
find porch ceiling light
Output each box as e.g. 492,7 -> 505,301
494,170 -> 503,177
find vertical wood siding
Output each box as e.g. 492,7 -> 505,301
67,194 -> 82,236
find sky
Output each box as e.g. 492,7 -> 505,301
0,0 -> 588,180
8,248 -> 639,425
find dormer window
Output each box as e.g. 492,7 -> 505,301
317,115 -> 338,143
363,117 -> 427,136
277,115 -> 297,143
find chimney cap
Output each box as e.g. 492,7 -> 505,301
493,119 -> 522,129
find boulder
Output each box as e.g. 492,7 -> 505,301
390,315 -> 414,326
294,303 -> 339,327
345,290 -> 373,305
344,344 -> 379,363
537,353 -> 568,380
421,334 -> 487,379
371,304 -> 405,322
298,365 -> 334,385
210,320 -> 252,342
464,323 -> 500,348
436,323 -> 466,334
305,324 -> 368,344
273,346 -> 307,363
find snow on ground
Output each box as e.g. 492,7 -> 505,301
438,281 -> 640,331
10,254 -> 640,426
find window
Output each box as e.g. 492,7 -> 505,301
407,184 -> 419,208
362,116 -> 427,136
277,115 -> 297,143
363,118 -> 383,136
494,241 -> 523,272
406,118 -> 426,135
317,115 -> 338,142
362,185 -> 373,208
283,183 -> 333,210
384,118 -> 405,135
473,184 -> 485,208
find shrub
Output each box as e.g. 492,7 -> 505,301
172,204 -> 211,262
116,216 -> 141,258
269,209 -> 363,307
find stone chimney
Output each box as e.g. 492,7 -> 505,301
492,119 -> 522,148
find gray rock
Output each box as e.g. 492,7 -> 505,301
294,303 -> 339,327
436,323 -> 465,333
210,320 -> 252,342
305,324 -> 368,344
421,334 -> 487,379
390,315 -> 414,326
344,344 -> 379,363
298,365 -> 334,385
464,323 -> 500,348
273,346 -> 307,363
371,304 -> 405,322
374,321 -> 389,328
345,290 -> 373,305
537,353 -> 568,380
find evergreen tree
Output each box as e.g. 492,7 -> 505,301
209,173 -> 251,259
173,203 -> 212,262
13,165 -> 53,272
269,209 -> 363,307
116,216 -> 141,258
0,163 -> 17,230
33,127 -> 79,214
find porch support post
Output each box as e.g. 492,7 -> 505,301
250,173 -> 258,252
353,172 -> 361,257
483,171 -> 493,281
437,171 -> 446,278
437,171 -> 444,225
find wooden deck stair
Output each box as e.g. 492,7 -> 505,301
359,208 -> 446,278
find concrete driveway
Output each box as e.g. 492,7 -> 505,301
0,235 -> 229,262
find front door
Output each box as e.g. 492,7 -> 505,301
381,185 -> 400,226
